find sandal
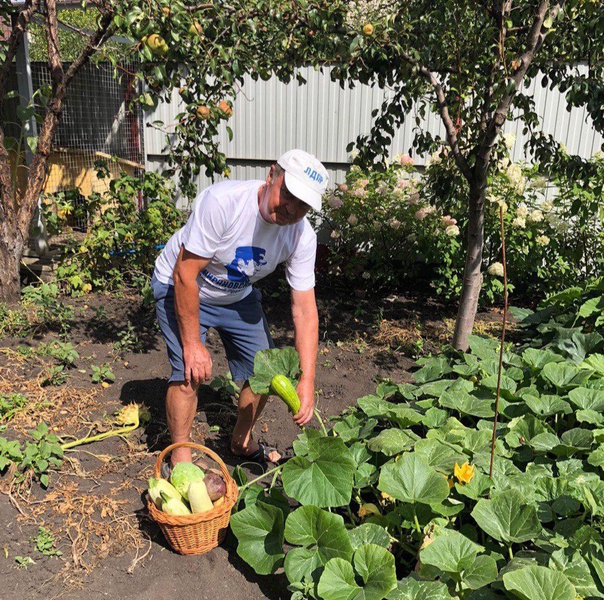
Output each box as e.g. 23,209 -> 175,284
230,442 -> 281,466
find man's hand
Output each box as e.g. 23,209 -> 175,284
294,378 -> 315,426
183,341 -> 213,387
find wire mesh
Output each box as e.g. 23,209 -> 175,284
31,60 -> 145,229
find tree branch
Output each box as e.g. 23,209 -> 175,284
398,50 -> 472,181
0,0 -> 40,110
476,0 -> 565,177
44,0 -> 65,89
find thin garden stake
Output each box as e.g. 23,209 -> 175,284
489,205 -> 509,479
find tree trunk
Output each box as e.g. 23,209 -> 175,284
452,180 -> 486,351
0,223 -> 25,304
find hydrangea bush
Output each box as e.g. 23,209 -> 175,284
319,145 -> 604,306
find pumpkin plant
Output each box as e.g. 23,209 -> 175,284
232,280 -> 604,600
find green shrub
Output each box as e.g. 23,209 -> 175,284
320,148 -> 604,305
43,161 -> 186,295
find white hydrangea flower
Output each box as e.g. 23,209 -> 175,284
389,218 -> 401,229
506,163 -> 526,194
512,216 -> 526,229
338,183 -> 348,193
536,235 -> 550,246
376,182 -> 390,195
445,225 -> 460,237
541,200 -> 553,212
441,215 -> 457,228
361,271 -> 371,280
502,132 -> 516,150
347,214 -> 358,226
330,230 -> 341,239
516,203 -> 529,218
529,209 -> 544,223
487,262 -> 505,277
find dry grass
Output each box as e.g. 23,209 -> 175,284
0,361 -> 155,584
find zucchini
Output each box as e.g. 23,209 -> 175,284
270,374 -> 301,414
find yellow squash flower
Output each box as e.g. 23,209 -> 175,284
454,462 -> 475,485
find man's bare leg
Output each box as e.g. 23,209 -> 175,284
166,381 -> 198,465
230,382 -> 280,462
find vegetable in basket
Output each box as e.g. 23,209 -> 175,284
160,491 -> 192,516
148,477 -> 181,509
188,480 -> 214,514
170,461 -> 205,500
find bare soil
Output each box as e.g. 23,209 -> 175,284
0,275 -> 504,600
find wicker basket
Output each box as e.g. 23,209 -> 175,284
147,442 -> 239,555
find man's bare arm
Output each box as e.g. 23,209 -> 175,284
172,246 -> 212,386
291,288 -> 319,426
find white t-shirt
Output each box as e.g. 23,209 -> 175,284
153,180 -> 317,305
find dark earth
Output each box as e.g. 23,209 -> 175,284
0,273 -> 504,600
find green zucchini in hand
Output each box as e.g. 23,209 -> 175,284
270,375 -> 301,414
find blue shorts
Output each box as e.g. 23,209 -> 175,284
151,275 -> 274,383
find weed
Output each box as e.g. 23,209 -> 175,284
0,436 -> 23,472
41,365 -> 68,387
15,556 -> 35,569
39,341 -> 79,366
210,373 -> 240,402
113,322 -> 141,355
30,526 -> 62,557
0,393 -> 28,420
19,422 -> 64,488
91,364 -> 116,384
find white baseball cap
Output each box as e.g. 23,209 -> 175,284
277,149 -> 329,212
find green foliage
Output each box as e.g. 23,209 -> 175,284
321,150 -> 604,305
30,526 -> 62,558
43,163 -> 185,295
19,422 -> 64,488
0,436 -> 24,472
249,347 -> 302,396
0,393 -> 28,421
91,364 -> 116,384
113,322 -> 142,356
209,372 -> 240,402
232,281 -> 604,599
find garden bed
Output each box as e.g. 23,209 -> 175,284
0,277 -> 505,599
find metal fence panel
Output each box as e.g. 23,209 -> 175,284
143,65 -> 602,206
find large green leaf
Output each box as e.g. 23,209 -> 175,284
317,544 -> 397,600
541,363 -> 593,390
357,396 -> 423,427
522,348 -> 565,371
502,566 -> 576,600
471,489 -> 542,543
549,549 -> 603,598
468,335 -> 500,360
414,438 -> 466,474
348,523 -> 391,550
284,506 -> 353,584
386,578 -> 453,599
248,347 -> 301,394
230,501 -> 285,575
412,356 -> 453,383
523,394 -> 571,417
378,452 -> 450,505
568,387 -> 604,411
582,354 -> 604,376
420,529 -> 482,575
367,429 -> 418,456
462,555 -> 499,590
282,436 -> 355,507
439,390 -> 495,418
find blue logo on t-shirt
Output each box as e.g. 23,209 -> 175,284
226,246 -> 267,283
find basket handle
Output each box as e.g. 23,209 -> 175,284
154,441 -> 233,484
